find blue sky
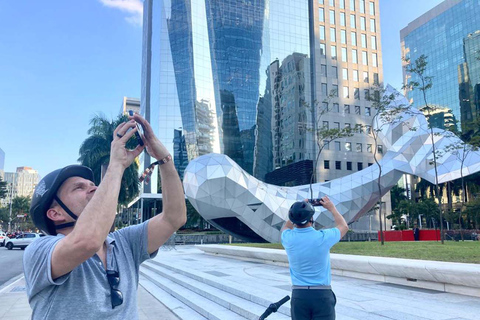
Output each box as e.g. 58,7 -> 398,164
0,0 -> 444,178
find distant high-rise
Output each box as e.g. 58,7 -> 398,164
401,0 -> 480,130
0,147 -> 5,178
459,30 -> 480,130
1,167 -> 40,207
120,97 -> 141,115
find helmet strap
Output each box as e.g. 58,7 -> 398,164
53,195 -> 78,230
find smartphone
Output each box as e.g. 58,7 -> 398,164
308,198 -> 323,207
128,110 -> 144,146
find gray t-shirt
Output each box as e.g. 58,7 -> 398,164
23,220 -> 158,320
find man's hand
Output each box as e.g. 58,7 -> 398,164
319,196 -> 335,212
320,196 -> 349,238
128,113 -> 169,161
111,121 -> 145,169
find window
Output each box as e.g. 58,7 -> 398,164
345,142 -> 352,152
332,66 -> 338,78
372,53 -> 378,67
347,161 -> 352,170
355,105 -> 361,115
343,86 -> 349,98
320,43 -> 326,57
319,0 -> 324,4
360,0 -> 365,13
335,141 -> 341,151
362,51 -> 368,65
324,160 -> 330,169
341,29 -> 347,44
357,162 -> 363,170
342,68 -> 348,80
363,71 -> 369,83
321,83 -> 328,95
353,70 -> 359,81
332,84 -> 338,96
340,0 -> 345,9
320,26 -> 326,40
322,101 -> 329,111
361,34 -> 367,48
330,27 -> 336,42
350,14 -> 356,28
369,2 -> 375,15
356,143 -> 362,152
360,17 -> 366,31
354,87 -> 360,99
331,45 -> 337,59
344,122 -> 351,129
333,103 -> 339,112
371,35 -> 377,50
365,106 -> 371,116
378,145 -> 383,154
364,89 -> 370,100
319,8 -> 325,22
373,73 -> 379,84
334,122 -> 340,129
368,163 -> 373,167
367,144 -> 372,153
365,124 -> 371,134
323,140 -> 329,149
344,104 -> 350,114
340,12 -> 346,26
329,0 -> 335,6
330,10 -> 335,24
321,64 -> 327,76
370,18 -> 376,32
341,47 -> 347,62
335,161 -> 342,170
351,32 -> 357,46
323,121 -> 329,129
350,0 -> 355,10
351,49 -> 358,64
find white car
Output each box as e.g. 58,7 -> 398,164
0,232 -> 7,247
5,233 -> 44,250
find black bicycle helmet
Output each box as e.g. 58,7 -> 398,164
288,201 -> 315,225
30,165 -> 94,235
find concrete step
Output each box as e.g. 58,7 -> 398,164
139,276 -> 207,320
146,259 -> 291,317
141,262 -> 290,320
140,266 -> 247,320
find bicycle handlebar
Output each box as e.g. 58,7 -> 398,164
258,295 -> 290,320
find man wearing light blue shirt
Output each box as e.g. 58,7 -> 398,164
281,196 -> 348,320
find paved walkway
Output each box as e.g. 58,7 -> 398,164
0,276 -> 179,320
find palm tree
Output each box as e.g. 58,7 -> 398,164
78,114 -> 141,206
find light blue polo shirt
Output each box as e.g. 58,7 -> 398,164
23,220 -> 157,320
281,227 -> 340,286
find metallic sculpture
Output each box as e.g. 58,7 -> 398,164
183,86 -> 480,242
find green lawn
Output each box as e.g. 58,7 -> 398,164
229,241 -> 480,264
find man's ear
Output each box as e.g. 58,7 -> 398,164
46,207 -> 64,222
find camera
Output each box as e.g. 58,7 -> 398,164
308,198 -> 323,207
128,110 -> 144,146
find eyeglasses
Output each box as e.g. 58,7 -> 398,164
106,270 -> 123,309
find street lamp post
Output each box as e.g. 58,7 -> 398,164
7,174 -> 17,233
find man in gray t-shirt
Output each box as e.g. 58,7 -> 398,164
24,113 -> 186,319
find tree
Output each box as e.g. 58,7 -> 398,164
0,177 -> 7,200
306,90 -> 356,199
403,54 -> 445,243
78,114 -> 141,206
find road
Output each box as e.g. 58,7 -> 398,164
0,246 -> 24,288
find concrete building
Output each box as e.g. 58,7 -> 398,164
120,97 -> 141,115
1,167 -> 40,207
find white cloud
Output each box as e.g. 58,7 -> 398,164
99,0 -> 143,26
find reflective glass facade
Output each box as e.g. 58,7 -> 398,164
401,0 -> 480,129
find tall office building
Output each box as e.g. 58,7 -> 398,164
0,147 -> 5,179
120,97 -> 141,115
1,167 -> 40,207
401,0 -> 480,130
459,30 -> 480,130
142,0 -> 385,230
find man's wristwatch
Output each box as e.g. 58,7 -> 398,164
158,154 -> 172,165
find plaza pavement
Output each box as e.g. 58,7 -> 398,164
2,245 -> 480,319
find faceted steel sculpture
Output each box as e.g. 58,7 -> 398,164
183,86 -> 480,242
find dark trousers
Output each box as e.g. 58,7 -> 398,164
291,289 -> 336,320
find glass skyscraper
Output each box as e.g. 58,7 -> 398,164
401,0 -> 480,129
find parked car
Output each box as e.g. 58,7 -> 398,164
5,233 -> 45,250
0,232 -> 6,247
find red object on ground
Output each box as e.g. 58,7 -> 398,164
378,230 -> 440,241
